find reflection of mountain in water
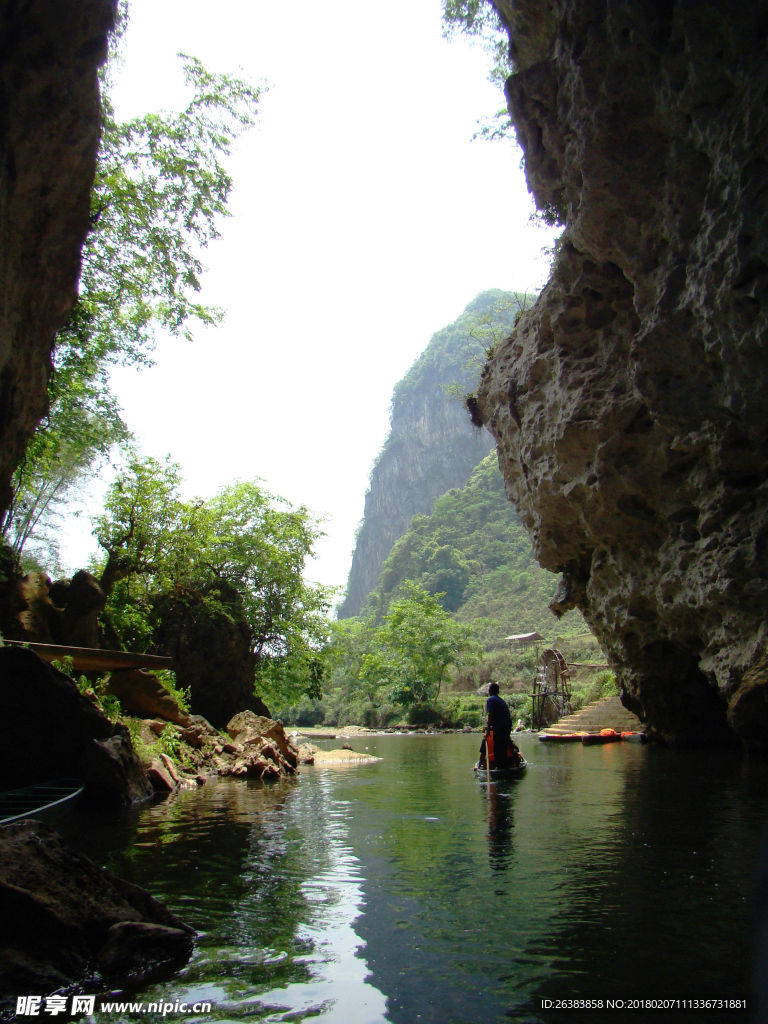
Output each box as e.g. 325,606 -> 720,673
323,737 -> 768,1024
252,774 -> 389,1023
59,780 -> 336,1010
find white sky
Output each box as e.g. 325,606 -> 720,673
61,0 -> 556,594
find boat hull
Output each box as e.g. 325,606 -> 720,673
0,779 -> 84,826
581,732 -> 622,745
473,760 -> 528,780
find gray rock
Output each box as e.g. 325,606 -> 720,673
476,0 -> 768,746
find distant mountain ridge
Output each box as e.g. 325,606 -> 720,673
338,290 -> 524,619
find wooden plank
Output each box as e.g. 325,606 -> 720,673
1,640 -> 172,672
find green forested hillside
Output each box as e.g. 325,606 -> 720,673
364,454 -> 586,639
338,288 -> 531,619
390,289 -> 531,406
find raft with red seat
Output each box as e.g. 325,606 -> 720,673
582,729 -> 622,745
620,731 -> 647,743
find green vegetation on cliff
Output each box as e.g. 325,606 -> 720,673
339,289 -> 532,619
276,457 -> 593,729
392,289 -> 530,406
365,454 -> 585,637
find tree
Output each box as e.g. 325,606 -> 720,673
0,383 -> 129,570
441,0 -> 514,141
94,454 -> 183,595
359,582 -> 482,707
2,50 -> 265,562
93,457 -> 335,708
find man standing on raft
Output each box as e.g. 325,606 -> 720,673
480,682 -> 519,769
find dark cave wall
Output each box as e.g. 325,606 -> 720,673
0,0 -> 116,515
476,0 -> 768,744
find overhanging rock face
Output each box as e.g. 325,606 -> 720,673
0,0 -> 116,514
477,0 -> 768,745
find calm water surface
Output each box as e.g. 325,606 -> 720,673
60,735 -> 768,1023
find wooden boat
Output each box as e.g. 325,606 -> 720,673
621,731 -> 647,743
0,779 -> 84,826
538,732 -> 584,742
582,730 -> 622,745
472,759 -> 528,780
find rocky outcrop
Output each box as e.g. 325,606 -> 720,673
4,569 -> 108,645
0,0 -> 117,517
0,820 -> 193,1000
105,669 -> 191,726
0,647 -> 152,803
338,292 -> 514,618
476,0 -> 768,744
152,584 -> 270,727
219,712 -> 299,778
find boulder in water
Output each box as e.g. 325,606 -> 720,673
0,821 -> 194,1003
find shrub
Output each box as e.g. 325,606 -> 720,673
407,703 -> 442,726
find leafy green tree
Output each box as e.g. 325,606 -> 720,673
67,54 -> 263,374
2,51 -> 265,562
359,582 -> 482,707
442,0 -> 510,87
94,454 -> 183,594
93,456 -> 335,705
0,383 -> 129,569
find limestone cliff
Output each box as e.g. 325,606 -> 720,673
0,0 -> 115,515
476,0 -> 768,745
337,292 -> 513,618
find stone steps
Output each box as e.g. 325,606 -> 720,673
541,695 -> 643,734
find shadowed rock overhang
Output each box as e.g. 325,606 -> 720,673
0,0 -> 116,515
476,0 -> 768,746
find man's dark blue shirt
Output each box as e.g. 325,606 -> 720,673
486,694 -> 512,729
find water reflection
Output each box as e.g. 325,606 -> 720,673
58,736 -> 768,1024
483,782 -> 515,872
516,743 -> 767,1023
64,773 -> 388,1023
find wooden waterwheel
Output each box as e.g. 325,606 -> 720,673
531,648 -> 572,731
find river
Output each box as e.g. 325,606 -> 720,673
60,734 -> 768,1023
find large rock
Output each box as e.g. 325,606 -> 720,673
227,711 -> 298,767
0,647 -> 152,804
338,291 -> 499,619
0,820 -> 193,1000
0,0 -> 117,516
475,0 -> 768,745
152,583 -> 270,728
223,712 -> 299,777
3,569 -> 108,646
105,669 -> 191,726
